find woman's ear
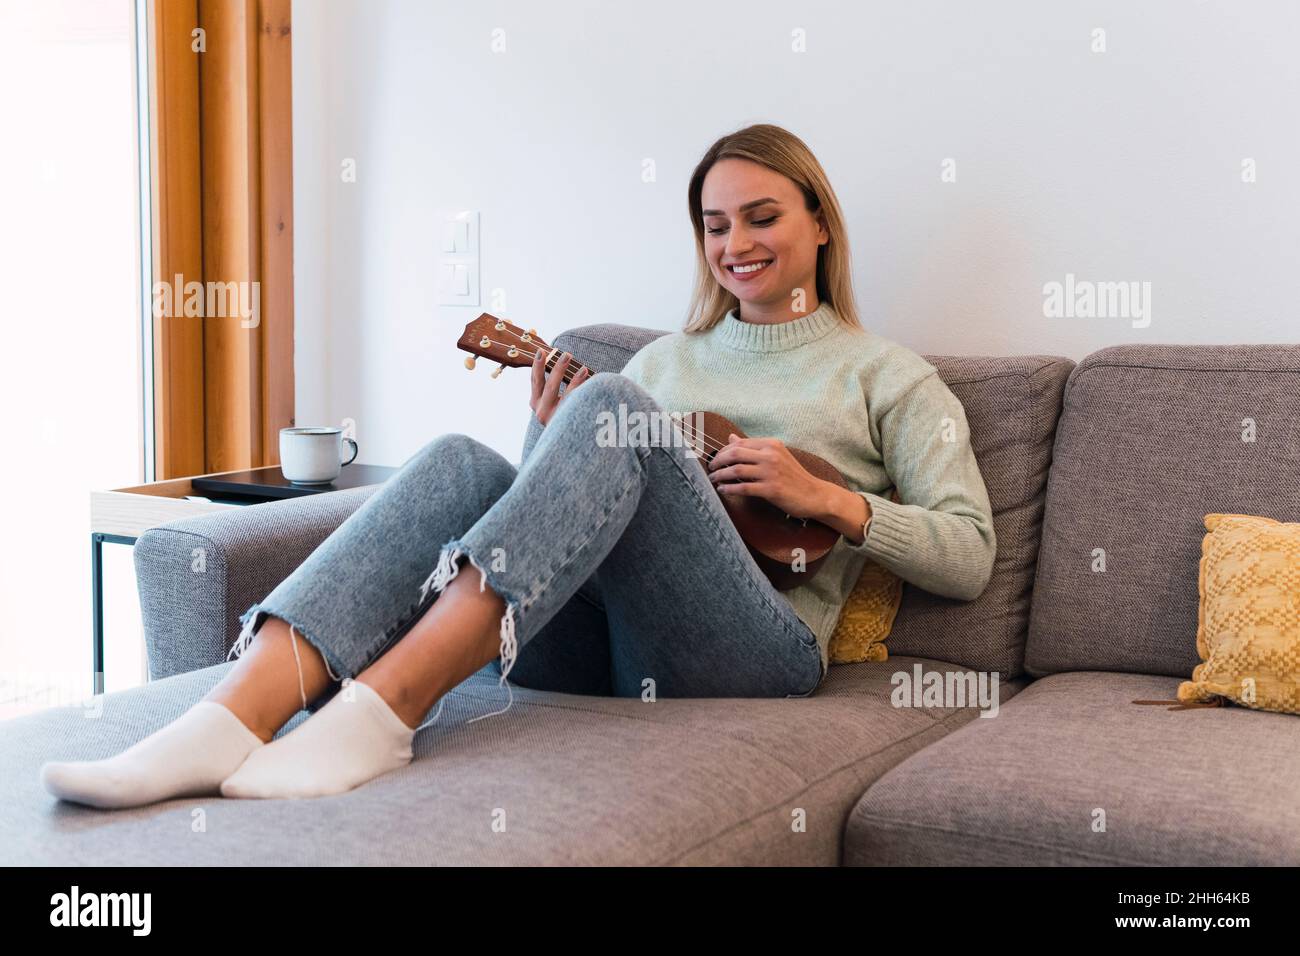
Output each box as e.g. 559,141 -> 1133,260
815,209 -> 829,245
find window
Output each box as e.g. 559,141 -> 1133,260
0,0 -> 147,717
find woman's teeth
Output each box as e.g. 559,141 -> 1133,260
728,260 -> 772,274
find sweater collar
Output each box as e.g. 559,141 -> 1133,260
715,300 -> 843,352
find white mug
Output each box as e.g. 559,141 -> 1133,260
280,426 -> 359,484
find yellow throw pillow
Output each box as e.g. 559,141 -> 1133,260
1177,512 -> 1300,715
829,488 -> 904,665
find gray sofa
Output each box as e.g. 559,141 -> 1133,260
3,325 -> 1297,865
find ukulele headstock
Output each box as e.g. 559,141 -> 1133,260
457,313 -> 554,376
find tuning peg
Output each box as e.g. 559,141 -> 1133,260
464,356 -> 476,370
490,363 -> 507,379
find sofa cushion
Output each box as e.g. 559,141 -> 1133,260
1026,344 -> 1300,679
2,657 -> 1023,865
1177,512 -> 1300,714
844,670 -> 1300,866
881,356 -> 1073,679
533,323 -> 1073,681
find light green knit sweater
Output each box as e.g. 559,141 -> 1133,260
618,300 -> 997,674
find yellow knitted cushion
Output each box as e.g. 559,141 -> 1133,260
828,488 -> 904,664
1176,512 -> 1300,715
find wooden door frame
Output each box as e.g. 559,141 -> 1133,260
146,0 -> 294,479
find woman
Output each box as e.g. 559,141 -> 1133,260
41,123 -> 996,808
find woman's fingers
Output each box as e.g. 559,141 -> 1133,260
531,348 -> 574,426
543,351 -> 570,404
569,365 -> 591,390
709,462 -> 760,484
530,347 -> 545,403
708,439 -> 762,471
529,348 -> 548,424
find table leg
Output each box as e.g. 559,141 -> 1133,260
90,532 -> 137,697
91,533 -> 105,696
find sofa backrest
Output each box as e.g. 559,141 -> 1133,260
886,355 -> 1073,679
532,322 -> 1074,681
1026,344 -> 1300,679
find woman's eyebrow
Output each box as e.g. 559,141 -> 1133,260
702,197 -> 782,216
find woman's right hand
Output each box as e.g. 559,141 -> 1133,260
530,346 -> 591,427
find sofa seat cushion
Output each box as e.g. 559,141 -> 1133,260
2,657 -> 1022,866
844,670 -> 1300,866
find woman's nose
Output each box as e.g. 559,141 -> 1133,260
725,225 -> 752,255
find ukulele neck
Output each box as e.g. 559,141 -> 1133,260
540,348 -> 590,382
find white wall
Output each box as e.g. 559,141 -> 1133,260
291,0 -> 1300,468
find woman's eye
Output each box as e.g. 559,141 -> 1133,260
705,216 -> 777,236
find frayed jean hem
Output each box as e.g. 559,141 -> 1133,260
230,605 -> 351,714
417,537 -> 526,727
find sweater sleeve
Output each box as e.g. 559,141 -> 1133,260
840,370 -> 997,601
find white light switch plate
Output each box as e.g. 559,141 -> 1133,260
437,210 -> 480,306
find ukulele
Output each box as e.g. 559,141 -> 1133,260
457,313 -> 852,590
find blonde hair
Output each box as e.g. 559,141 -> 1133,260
684,124 -> 861,333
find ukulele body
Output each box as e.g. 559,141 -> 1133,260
684,411 -> 849,590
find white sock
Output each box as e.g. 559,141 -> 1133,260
40,701 -> 264,809
220,679 -> 414,800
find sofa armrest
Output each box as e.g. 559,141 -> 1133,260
133,486 -> 379,680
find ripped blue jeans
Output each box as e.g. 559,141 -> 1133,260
230,372 -> 826,727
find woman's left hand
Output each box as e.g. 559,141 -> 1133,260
706,433 -> 829,519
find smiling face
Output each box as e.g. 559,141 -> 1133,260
700,157 -> 829,323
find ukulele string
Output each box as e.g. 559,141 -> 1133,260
483,338 -> 731,461
485,328 -> 737,461
486,332 -> 738,460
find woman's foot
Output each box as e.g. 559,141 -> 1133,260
220,679 -> 415,799
40,701 -> 264,809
